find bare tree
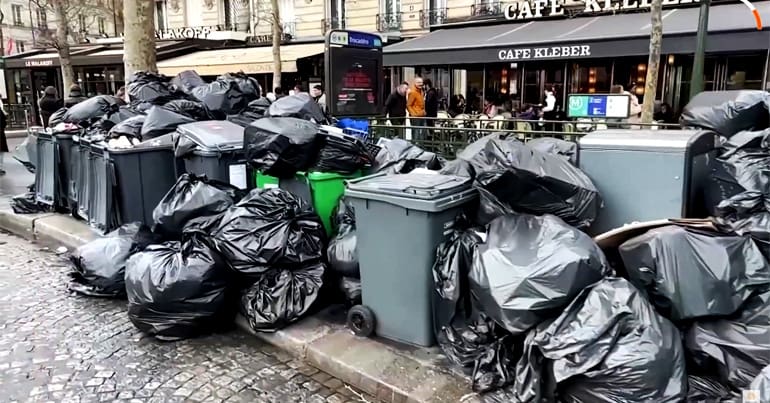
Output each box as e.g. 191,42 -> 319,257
269,0 -> 283,91
30,0 -> 106,97
641,0 -> 662,124
123,0 -> 156,78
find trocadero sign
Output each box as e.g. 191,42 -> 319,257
504,0 -> 698,20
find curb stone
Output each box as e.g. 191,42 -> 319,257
0,209 -> 479,403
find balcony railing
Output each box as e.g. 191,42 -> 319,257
282,21 -> 296,37
420,8 -> 447,28
376,12 -> 402,32
470,3 -> 503,17
322,17 -> 346,33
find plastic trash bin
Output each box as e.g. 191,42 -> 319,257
87,141 -> 117,233
54,133 -> 75,211
35,131 -> 57,206
343,172 -> 478,346
279,171 -> 362,236
107,134 -> 177,226
176,121 -> 249,189
254,171 -> 279,189
74,137 -> 92,220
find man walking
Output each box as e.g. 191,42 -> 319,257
384,82 -> 408,137
406,77 -> 426,140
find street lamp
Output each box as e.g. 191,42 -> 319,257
689,0 -> 711,98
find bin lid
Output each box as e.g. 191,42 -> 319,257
578,129 -> 709,152
136,133 -> 175,150
346,172 -> 471,200
176,120 -> 244,151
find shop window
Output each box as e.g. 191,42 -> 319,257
486,65 -> 520,113
570,63 -> 611,95
12,4 -> 24,26
36,8 -> 47,29
726,55 -> 764,90
416,67 -> 450,110
155,0 -> 168,31
15,40 -> 25,53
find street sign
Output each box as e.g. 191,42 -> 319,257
567,94 -> 631,119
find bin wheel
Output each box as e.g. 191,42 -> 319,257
347,305 -> 375,337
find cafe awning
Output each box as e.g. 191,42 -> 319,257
156,43 -> 325,76
384,2 -> 770,66
3,41 -> 194,69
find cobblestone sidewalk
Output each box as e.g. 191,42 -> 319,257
0,231 -> 375,403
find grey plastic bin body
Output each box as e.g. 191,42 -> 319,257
108,134 -> 177,226
35,131 -> 57,206
176,121 -> 249,189
74,138 -> 92,220
54,134 -> 74,210
578,129 -> 717,235
344,172 -> 477,347
87,142 -> 116,233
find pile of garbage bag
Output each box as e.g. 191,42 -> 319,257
680,90 -> 770,136
11,184 -> 47,214
373,138 -> 443,174
244,117 -> 323,178
267,93 -> 326,123
327,199 -> 361,305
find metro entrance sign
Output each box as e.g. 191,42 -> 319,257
567,94 -> 631,119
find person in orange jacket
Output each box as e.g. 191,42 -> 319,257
406,77 -> 426,140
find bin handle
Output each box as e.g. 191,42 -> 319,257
432,188 -> 478,210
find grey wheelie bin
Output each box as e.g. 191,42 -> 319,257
73,137 -> 93,220
34,131 -> 57,206
107,134 -> 177,226
343,172 -> 478,347
87,141 -> 118,233
54,132 -> 76,211
175,121 -> 249,189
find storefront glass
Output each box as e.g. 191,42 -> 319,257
569,60 -> 612,94
486,64 -> 520,113
725,54 -> 765,90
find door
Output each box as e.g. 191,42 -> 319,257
30,69 -> 61,125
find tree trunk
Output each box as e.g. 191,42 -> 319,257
123,0 -> 157,80
641,0 -> 663,124
53,2 -> 74,98
270,0 -> 282,91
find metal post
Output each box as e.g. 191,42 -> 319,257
112,0 -> 118,36
689,0 -> 711,98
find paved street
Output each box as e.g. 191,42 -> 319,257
0,148 -> 375,403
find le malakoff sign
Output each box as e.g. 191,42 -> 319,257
503,0 -> 699,20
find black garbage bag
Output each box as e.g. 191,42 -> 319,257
327,223 -> 359,278
246,97 -> 271,113
191,79 -> 248,119
48,107 -> 68,127
105,105 -> 144,125
432,222 -> 519,393
211,188 -> 326,276
710,129 -> 770,198
219,72 -> 261,100
107,115 -> 145,141
226,112 -> 263,128
267,93 -> 327,123
171,70 -> 206,94
686,288 -> 770,390
152,174 -> 244,237
526,137 -> 577,165
140,106 -> 195,140
721,128 -> 770,155
751,366 -> 770,402
332,198 -> 355,229
470,137 -> 600,228
470,214 -> 610,335
125,233 -> 232,340
371,138 -> 443,174
686,375 -> 736,402
312,132 -> 372,174
338,276 -> 362,306
163,99 -> 210,121
680,90 -> 770,136
11,184 -> 47,214
68,223 -> 148,298
618,225 -> 770,322
127,71 -> 179,105
239,263 -> 325,332
244,117 -> 322,178
63,95 -> 121,125
714,191 -> 770,239
513,277 -> 687,403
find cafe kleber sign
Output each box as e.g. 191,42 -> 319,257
498,45 -> 591,61
504,0 -> 698,20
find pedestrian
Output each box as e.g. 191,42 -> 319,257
274,87 -> 285,100
406,77 -> 426,140
424,79 -> 439,130
613,83 -> 642,128
64,84 -> 87,108
384,82 -> 408,137
448,94 -> 466,117
0,98 -> 9,175
311,84 -> 327,113
539,87 -> 557,131
482,96 -> 498,119
38,86 -> 62,128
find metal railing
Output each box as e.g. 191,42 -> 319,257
470,3 -> 504,17
376,12 -> 402,32
4,104 -> 34,130
366,116 -> 681,159
420,8 -> 447,28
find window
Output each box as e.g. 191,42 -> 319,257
280,0 -> 295,25
15,40 -> 25,53
36,8 -> 47,29
378,0 -> 401,31
221,0 -> 233,28
98,18 -> 106,34
155,0 -> 168,31
12,4 -> 24,26
78,15 -> 87,32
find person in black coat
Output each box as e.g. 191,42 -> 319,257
424,79 -> 439,129
0,100 -> 8,175
38,86 -> 62,128
64,84 -> 88,108
384,82 -> 408,136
